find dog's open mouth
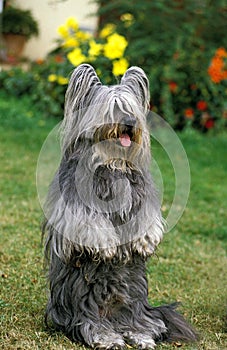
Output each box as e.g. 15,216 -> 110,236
119,125 -> 135,147
119,133 -> 131,147
94,122 -> 141,147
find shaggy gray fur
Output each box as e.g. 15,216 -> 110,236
42,64 -> 197,349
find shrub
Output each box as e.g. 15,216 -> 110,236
0,68 -> 36,96
29,54 -> 71,117
0,19 -> 129,118
0,3 -> 226,131
29,18 -> 129,117
2,6 -> 39,39
95,0 -> 227,131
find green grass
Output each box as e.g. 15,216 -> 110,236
0,93 -> 226,349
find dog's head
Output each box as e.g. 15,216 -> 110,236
61,64 -> 151,170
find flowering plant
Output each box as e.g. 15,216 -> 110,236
94,0 -> 227,132
52,17 -> 129,84
1,7 -> 226,132
208,48 -> 227,83
2,5 -> 39,39
0,18 -> 130,118
156,47 -> 227,131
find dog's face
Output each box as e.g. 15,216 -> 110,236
61,64 -> 151,171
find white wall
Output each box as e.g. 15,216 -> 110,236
14,0 -> 98,60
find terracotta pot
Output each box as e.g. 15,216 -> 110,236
3,33 -> 27,61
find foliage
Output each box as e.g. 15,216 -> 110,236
0,67 -> 35,96
0,93 -> 227,349
2,6 -> 39,39
29,54 -> 71,117
1,2 -> 227,131
95,0 -> 227,131
0,19 -> 129,118
0,55 -> 70,117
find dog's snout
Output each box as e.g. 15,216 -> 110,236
123,115 -> 136,127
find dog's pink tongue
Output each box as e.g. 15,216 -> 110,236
120,133 -> 131,147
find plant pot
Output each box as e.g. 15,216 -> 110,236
3,33 -> 27,62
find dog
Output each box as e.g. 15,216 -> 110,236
42,64 -> 197,349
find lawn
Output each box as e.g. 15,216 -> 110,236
0,92 -> 226,350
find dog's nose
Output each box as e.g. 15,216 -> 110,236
122,115 -> 136,127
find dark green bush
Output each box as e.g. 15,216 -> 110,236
2,6 -> 39,39
0,68 -> 36,96
0,54 -> 72,118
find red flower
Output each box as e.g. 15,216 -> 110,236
55,55 -> 64,63
216,47 -> 227,58
223,110 -> 227,119
197,100 -> 207,111
173,52 -> 179,60
208,48 -> 227,83
190,84 -> 197,90
184,108 -> 194,119
168,81 -> 178,93
204,119 -> 215,129
36,58 -> 44,65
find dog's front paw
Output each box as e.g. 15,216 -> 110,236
123,331 -> 156,349
92,331 -> 125,349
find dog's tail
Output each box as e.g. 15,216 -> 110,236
152,303 -> 198,343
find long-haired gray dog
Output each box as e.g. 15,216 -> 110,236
42,64 -> 197,349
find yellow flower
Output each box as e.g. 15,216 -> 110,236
112,58 -> 129,76
120,13 -> 134,27
88,40 -> 103,60
67,48 -> 87,66
63,37 -> 79,48
100,23 -> 116,38
66,17 -> 79,31
48,74 -> 57,82
104,33 -> 128,60
57,25 -> 69,39
57,76 -> 69,85
76,30 -> 92,41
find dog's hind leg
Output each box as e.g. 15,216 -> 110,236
104,258 -> 166,348
109,256 -> 197,348
45,253 -> 126,349
112,301 -> 166,349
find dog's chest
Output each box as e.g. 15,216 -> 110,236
93,166 -> 146,224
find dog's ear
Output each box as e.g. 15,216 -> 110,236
121,67 -> 150,111
65,64 -> 102,112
